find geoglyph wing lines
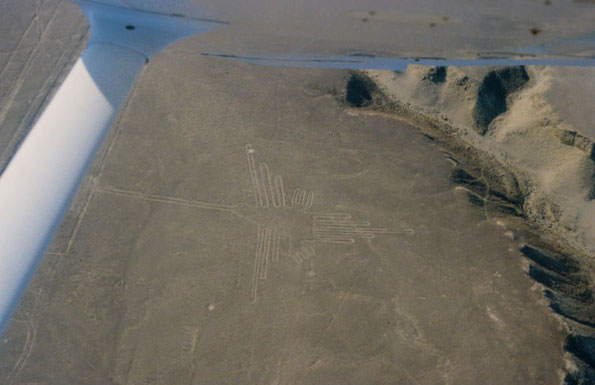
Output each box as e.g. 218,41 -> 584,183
246,144 -> 313,210
311,213 -> 414,244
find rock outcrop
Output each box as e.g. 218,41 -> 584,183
342,66 -> 595,385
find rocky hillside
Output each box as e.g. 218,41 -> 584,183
342,65 -> 595,384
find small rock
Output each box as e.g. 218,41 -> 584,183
422,66 -> 447,83
345,73 -> 376,107
556,129 -> 576,146
573,133 -> 595,160
472,66 -> 530,135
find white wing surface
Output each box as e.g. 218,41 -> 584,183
91,0 -> 595,66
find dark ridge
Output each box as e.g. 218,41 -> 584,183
450,167 -> 516,203
564,366 -> 595,385
345,73 -> 377,107
423,66 -> 447,83
451,168 -> 487,195
529,265 -> 592,303
472,66 -> 529,135
450,166 -> 524,213
489,188 -> 523,206
545,290 -> 595,328
473,72 -> 504,133
496,66 -> 530,91
521,245 -> 579,275
525,245 -> 595,384
466,192 -> 485,207
494,204 -> 524,216
566,335 -> 595,369
563,373 -> 578,385
529,264 -> 571,289
557,130 -> 577,146
589,163 -> 595,200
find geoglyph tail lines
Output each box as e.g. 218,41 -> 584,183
290,249 -> 307,264
252,225 -> 281,300
182,326 -> 200,353
289,244 -> 314,265
260,227 -> 272,280
256,227 -> 266,281
301,245 -> 315,257
289,250 -> 303,264
251,226 -> 264,301
272,228 -> 280,263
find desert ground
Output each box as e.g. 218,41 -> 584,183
0,1 -> 593,384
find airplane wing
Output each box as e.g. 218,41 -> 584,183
98,0 -> 595,67
0,0 -> 593,335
